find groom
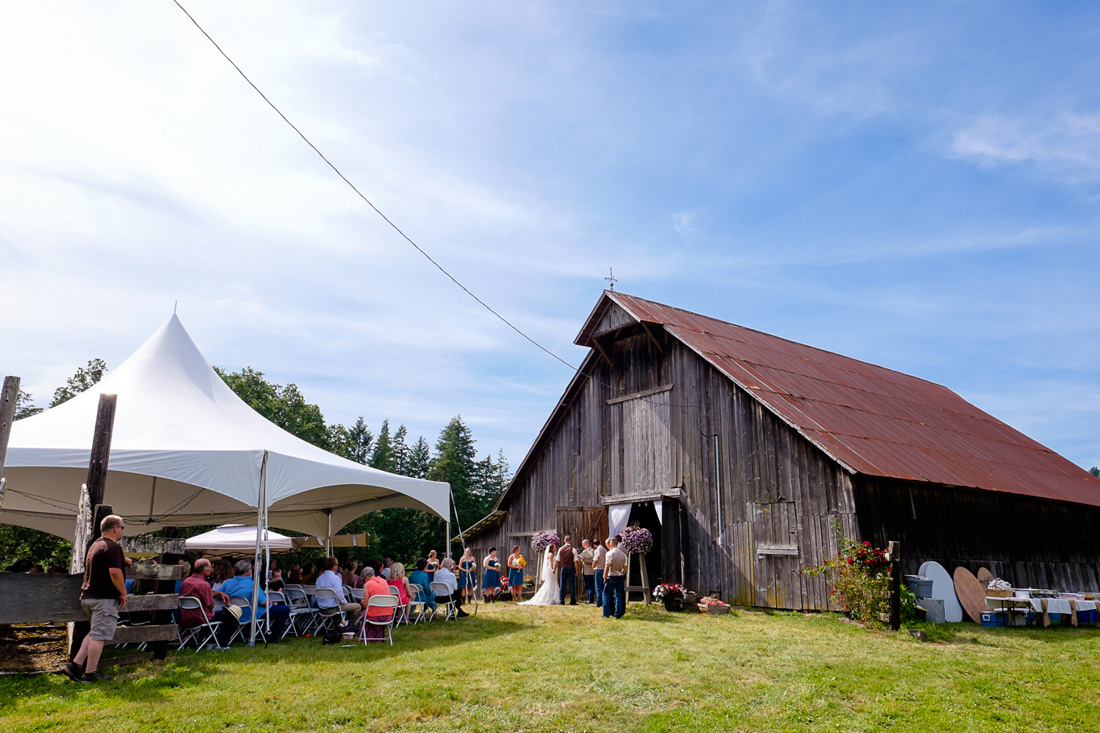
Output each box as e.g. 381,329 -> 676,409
555,535 -> 579,605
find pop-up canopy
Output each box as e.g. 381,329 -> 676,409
2,314 -> 450,540
184,524 -> 297,554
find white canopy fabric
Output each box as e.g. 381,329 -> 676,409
2,314 -> 450,539
184,525 -> 296,553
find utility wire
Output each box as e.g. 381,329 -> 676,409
170,2 -> 701,417
171,0 -> 578,371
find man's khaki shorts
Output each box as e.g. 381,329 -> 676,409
81,598 -> 120,641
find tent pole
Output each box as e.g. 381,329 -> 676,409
249,451 -> 268,646
326,510 -> 332,551
446,519 -> 451,560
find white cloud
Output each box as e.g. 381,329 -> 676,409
952,112 -> 1100,183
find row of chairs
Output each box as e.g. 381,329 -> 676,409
177,581 -> 461,651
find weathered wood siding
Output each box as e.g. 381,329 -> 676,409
853,478 -> 1100,592
485,310 -> 859,610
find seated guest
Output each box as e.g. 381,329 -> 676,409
408,558 -> 436,614
301,563 -> 317,585
287,563 -> 302,585
180,558 -> 235,643
316,556 -> 362,623
220,559 -> 290,640
342,560 -> 359,587
381,557 -> 393,580
360,567 -> 394,639
268,568 -> 285,592
175,561 -> 191,594
434,558 -> 468,617
388,562 -> 412,621
354,566 -> 368,589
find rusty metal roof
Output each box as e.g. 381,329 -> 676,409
597,291 -> 1100,507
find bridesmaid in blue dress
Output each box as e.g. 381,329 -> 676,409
507,545 -> 525,602
482,547 -> 501,602
458,548 -> 477,603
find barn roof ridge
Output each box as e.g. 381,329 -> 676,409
603,290 -> 955,393
491,290 -> 1100,518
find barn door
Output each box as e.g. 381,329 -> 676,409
752,501 -> 801,609
556,506 -> 608,546
661,498 -> 687,586
607,391 -> 671,498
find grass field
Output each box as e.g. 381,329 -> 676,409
1,603 -> 1098,732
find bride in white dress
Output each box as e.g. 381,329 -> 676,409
518,546 -> 560,606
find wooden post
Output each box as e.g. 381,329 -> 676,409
86,394 -> 117,545
888,541 -> 901,632
0,376 -> 20,494
70,394 -> 117,660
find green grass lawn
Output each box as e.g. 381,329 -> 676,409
2,603 -> 1099,732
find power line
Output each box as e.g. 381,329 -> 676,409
170,3 -> 696,418
171,0 -> 578,371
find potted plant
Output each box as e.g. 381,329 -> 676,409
698,595 -> 730,615
653,583 -> 687,612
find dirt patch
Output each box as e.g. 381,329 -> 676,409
0,623 -> 68,674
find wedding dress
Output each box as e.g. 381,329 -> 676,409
518,548 -> 560,606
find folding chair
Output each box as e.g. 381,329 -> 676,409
177,596 -> 224,651
313,587 -> 346,633
266,591 -> 295,640
283,585 -> 316,636
430,582 -> 458,621
226,595 -> 268,645
388,585 -> 409,626
359,595 -> 399,645
407,583 -> 429,625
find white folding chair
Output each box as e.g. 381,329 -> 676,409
407,583 -> 429,625
359,595 -> 399,645
177,596 -> 224,651
430,582 -> 458,621
388,585 -> 409,626
313,587 -> 346,633
283,585 -> 316,637
265,591 -> 296,640
226,595 -> 268,645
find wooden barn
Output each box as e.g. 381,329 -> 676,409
464,291 -> 1100,609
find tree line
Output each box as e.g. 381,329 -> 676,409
4,360 -> 510,569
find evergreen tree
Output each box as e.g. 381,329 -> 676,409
405,436 -> 432,479
345,417 -> 374,465
1092,467 -> 1100,478
370,419 -> 396,473
392,424 -> 410,476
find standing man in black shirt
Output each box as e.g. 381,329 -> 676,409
64,514 -> 131,683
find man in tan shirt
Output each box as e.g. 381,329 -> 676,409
592,538 -> 608,608
602,535 -> 627,619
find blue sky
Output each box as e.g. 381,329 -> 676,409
2,1 -> 1097,472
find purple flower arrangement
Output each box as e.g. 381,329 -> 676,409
531,531 -> 562,552
620,526 -> 653,555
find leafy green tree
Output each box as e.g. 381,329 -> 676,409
0,526 -> 73,571
50,358 -> 107,407
15,389 -> 43,419
215,366 -> 330,449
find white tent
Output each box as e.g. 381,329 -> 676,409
2,314 -> 451,541
184,525 -> 296,554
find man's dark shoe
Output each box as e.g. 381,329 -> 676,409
62,661 -> 84,682
457,609 -> 469,617
79,671 -> 111,683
